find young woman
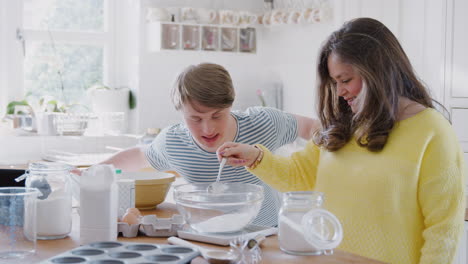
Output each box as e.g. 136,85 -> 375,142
217,18 -> 465,263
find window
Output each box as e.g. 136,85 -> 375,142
3,0 -> 115,111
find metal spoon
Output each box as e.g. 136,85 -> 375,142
207,157 -> 227,193
15,172 -> 51,200
168,236 -> 238,264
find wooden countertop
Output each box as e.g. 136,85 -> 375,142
0,164 -> 28,170
22,203 -> 386,264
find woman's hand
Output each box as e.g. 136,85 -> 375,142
217,142 -> 261,167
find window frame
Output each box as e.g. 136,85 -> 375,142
1,0 -> 116,115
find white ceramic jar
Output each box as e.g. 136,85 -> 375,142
278,191 -> 343,255
25,162 -> 73,240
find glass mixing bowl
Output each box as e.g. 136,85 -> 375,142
173,183 -> 264,233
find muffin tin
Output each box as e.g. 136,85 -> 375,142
40,241 -> 200,264
118,215 -> 184,238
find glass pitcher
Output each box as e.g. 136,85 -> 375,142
278,191 -> 343,255
25,162 -> 73,240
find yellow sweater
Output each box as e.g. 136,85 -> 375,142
250,108 -> 465,264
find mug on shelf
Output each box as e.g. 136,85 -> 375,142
287,9 -> 303,24
147,7 -> 170,22
261,11 -> 273,27
197,8 -> 217,24
219,10 -> 240,26
181,7 -> 198,23
239,11 -> 257,27
270,9 -> 286,25
302,7 -> 320,24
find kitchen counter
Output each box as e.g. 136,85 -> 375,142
0,134 -> 138,167
24,203 -> 387,264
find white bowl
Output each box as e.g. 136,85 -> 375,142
173,183 -> 264,233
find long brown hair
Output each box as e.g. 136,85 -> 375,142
314,17 -> 434,152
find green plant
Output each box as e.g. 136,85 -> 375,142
6,100 -> 30,115
129,90 -> 137,110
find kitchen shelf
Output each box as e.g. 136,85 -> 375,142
146,22 -> 256,53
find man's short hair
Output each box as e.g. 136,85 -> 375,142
171,63 -> 235,110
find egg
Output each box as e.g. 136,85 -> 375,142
126,208 -> 142,217
121,212 -> 140,225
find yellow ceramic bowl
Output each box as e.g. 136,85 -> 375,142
123,171 -> 176,210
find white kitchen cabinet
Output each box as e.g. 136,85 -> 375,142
444,2 -> 468,259
444,0 -> 468,154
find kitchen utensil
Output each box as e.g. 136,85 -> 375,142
207,157 -> 227,193
40,241 -> 199,264
247,233 -> 266,249
168,236 -> 238,264
229,235 -> 262,264
119,171 -> 175,210
174,183 -> 264,233
0,187 -> 39,259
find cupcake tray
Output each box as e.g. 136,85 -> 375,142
118,214 -> 185,238
39,241 -> 200,264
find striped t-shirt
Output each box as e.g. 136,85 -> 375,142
145,106 -> 298,227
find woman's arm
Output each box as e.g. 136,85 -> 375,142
217,141 -> 320,192
418,131 -> 465,263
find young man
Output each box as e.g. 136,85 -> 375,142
103,63 -> 318,226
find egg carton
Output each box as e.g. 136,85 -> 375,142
39,241 -> 200,264
118,222 -> 140,238
118,214 -> 185,238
